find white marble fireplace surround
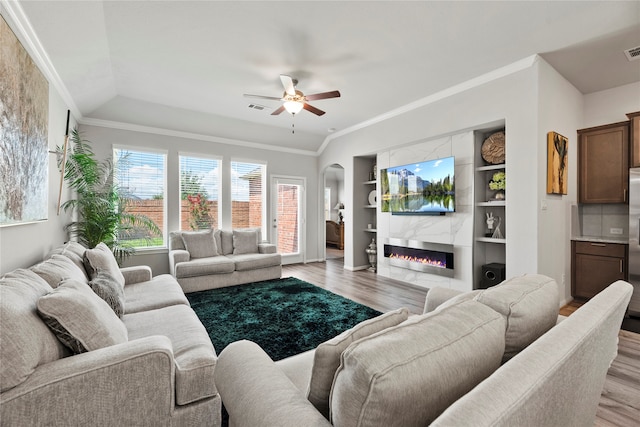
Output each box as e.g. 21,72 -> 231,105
377,131 -> 474,292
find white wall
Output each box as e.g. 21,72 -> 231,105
376,132 -> 474,292
0,11 -> 75,274
319,59 -> 540,282
535,58 -> 584,305
79,124 -> 321,274
319,56 -> 638,301
584,82 -> 640,128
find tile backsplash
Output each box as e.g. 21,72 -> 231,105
572,204 -> 629,239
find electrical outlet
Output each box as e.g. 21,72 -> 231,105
610,228 -> 623,235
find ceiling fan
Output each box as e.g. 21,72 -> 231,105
244,75 -> 341,116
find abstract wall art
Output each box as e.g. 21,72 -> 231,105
0,15 -> 49,226
546,131 -> 568,195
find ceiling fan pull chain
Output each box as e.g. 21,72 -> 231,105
292,113 -> 295,134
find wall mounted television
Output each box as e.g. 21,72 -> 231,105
380,156 -> 455,215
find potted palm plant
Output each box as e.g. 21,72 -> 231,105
59,128 -> 160,264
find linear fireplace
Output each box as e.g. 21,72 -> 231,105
384,238 -> 454,277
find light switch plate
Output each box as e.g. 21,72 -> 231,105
610,228 -> 623,235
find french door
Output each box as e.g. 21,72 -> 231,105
270,176 -> 305,264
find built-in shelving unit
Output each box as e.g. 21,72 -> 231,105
363,179 -> 377,232
354,156 -> 377,269
473,125 -> 507,289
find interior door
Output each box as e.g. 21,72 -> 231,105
271,176 -> 305,265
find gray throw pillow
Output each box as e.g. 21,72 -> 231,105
474,273 -> 558,362
330,300 -> 505,426
88,269 -> 126,318
232,230 -> 259,254
181,229 -> 218,258
37,279 -> 128,354
48,241 -> 89,280
0,269 -> 69,393
83,243 -> 126,288
30,254 -> 88,288
308,307 -> 410,419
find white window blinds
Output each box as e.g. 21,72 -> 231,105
231,161 -> 266,233
113,148 -> 166,247
179,155 -> 220,230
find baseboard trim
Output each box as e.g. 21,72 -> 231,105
344,265 -> 370,271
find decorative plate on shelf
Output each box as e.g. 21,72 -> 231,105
481,131 -> 505,164
368,190 -> 376,206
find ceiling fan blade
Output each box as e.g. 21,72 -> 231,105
243,94 -> 282,101
280,75 -> 296,96
304,90 -> 341,101
303,103 -> 326,116
271,105 -> 286,116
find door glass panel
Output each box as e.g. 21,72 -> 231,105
277,183 -> 300,255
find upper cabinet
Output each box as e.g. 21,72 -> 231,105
627,111 -> 640,168
578,122 -> 629,204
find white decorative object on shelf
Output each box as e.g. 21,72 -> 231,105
368,190 -> 376,206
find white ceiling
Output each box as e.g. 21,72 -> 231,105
8,1 -> 640,154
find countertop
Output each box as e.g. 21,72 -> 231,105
571,236 -> 628,244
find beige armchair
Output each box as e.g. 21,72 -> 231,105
325,220 -> 344,250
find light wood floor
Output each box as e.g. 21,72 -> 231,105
283,259 -> 640,427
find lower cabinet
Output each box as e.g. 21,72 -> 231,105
571,240 -> 628,300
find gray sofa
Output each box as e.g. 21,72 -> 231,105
168,228 -> 281,293
214,274 -> 633,427
0,242 -> 221,426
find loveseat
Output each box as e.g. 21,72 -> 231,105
214,274 -> 633,427
168,228 -> 281,293
0,242 -> 221,426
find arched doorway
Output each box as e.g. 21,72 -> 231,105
323,164 -> 344,264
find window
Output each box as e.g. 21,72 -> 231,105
114,147 -> 166,248
179,155 -> 221,230
231,160 -> 266,235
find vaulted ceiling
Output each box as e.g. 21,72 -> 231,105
7,1 -> 640,154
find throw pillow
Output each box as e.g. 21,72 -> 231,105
30,254 -> 88,288
0,269 -> 69,393
88,269 -> 126,318
330,300 -> 505,426
181,229 -> 218,258
474,273 -> 558,362
83,242 -> 126,288
37,279 -> 128,354
232,229 -> 259,255
48,241 -> 89,280
308,307 -> 410,419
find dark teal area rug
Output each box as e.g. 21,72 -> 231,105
186,277 -> 381,361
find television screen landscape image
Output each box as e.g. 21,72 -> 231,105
380,156 -> 455,214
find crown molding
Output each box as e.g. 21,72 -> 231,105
78,117 -> 320,157
1,0 -> 81,119
316,54 -> 540,155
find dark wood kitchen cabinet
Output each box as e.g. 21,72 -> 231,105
572,240 -> 628,300
578,122 -> 629,203
627,111 -> 640,167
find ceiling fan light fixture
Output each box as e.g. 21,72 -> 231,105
283,100 -> 304,115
